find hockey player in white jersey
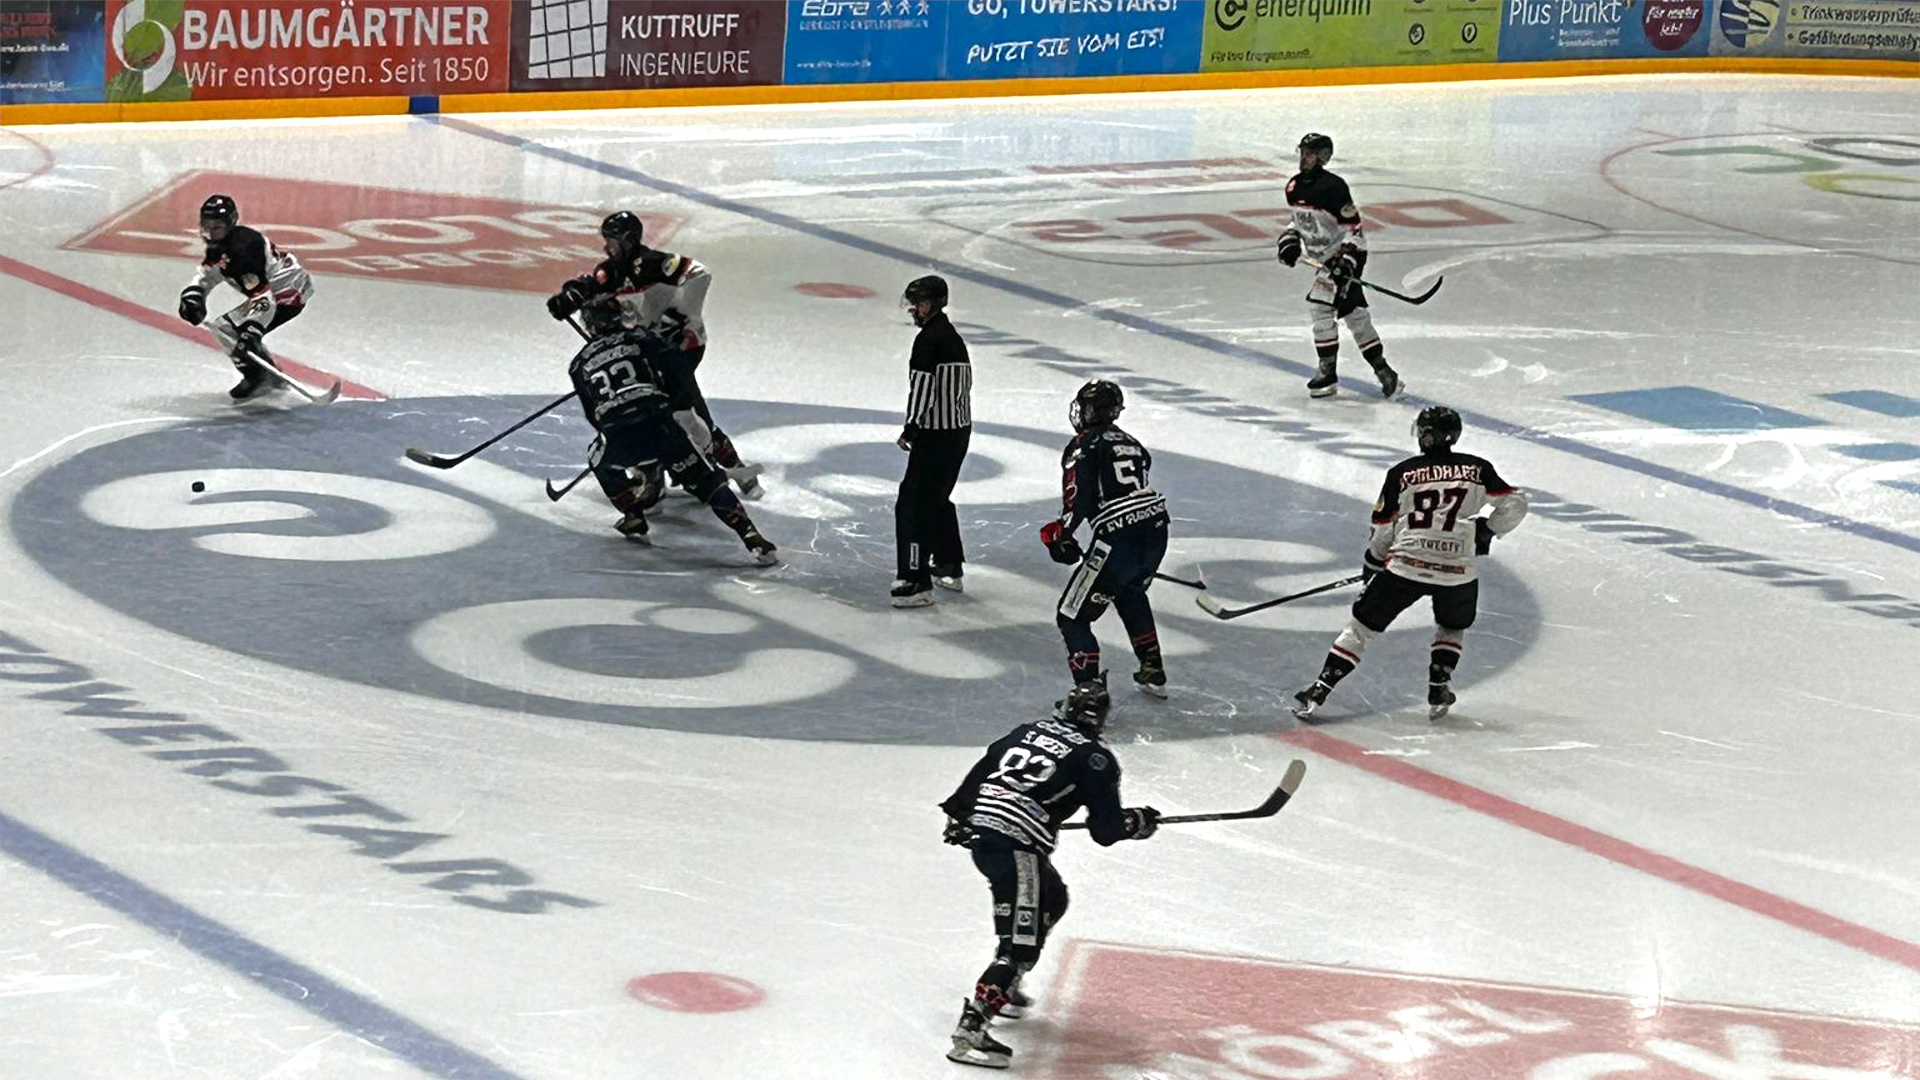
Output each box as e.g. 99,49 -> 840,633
1274,133 -> 1403,400
1292,407 -> 1527,721
176,194 -> 316,400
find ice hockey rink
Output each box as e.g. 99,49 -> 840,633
2,73 -> 1918,1078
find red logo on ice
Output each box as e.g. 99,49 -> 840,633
67,171 -> 684,295
1044,942 -> 1918,1080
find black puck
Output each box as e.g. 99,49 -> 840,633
191,481 -> 206,493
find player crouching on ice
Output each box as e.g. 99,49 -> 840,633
1292,407 -> 1526,722
939,683 -> 1160,1069
567,297 -> 777,566
177,194 -> 315,400
1042,380 -> 1172,703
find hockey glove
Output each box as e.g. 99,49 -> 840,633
1362,549 -> 1387,584
943,817 -> 976,847
1124,806 -> 1161,840
234,322 -> 266,361
546,277 -> 596,321
178,287 -> 207,326
1326,247 -> 1360,287
656,307 -> 690,343
1275,231 -> 1303,268
1040,520 -> 1083,565
1475,519 -> 1496,556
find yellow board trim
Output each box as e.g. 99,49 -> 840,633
4,56 -> 1914,126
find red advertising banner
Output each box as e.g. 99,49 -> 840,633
104,1 -> 510,103
511,0 -> 787,92
1048,942 -> 1920,1080
67,170 -> 685,296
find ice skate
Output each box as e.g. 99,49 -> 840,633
946,1000 -> 1011,1069
1291,679 -> 1331,720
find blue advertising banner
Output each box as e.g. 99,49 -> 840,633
1498,0 -> 1711,60
0,0 -> 106,104
785,0 -> 1204,85
943,0 -> 1201,80
785,0 -> 946,84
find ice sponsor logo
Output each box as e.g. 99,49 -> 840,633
1046,942 -> 1920,1080
13,397 -> 1535,745
68,170 -> 683,295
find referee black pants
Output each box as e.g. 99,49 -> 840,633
896,426 -> 970,582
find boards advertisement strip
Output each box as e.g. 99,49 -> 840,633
102,1 -> 510,104
1200,0 -> 1502,72
1,1 -> 106,104
510,0 -> 787,92
1710,0 -> 1920,61
1498,0 -> 1711,60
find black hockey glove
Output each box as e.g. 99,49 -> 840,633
234,322 -> 265,360
1326,247 -> 1360,286
1275,231 -> 1303,268
546,277 -> 596,321
1362,549 -> 1386,584
943,817 -> 976,847
179,287 -> 207,326
1124,806 -> 1161,840
1475,519 -> 1496,556
655,307 -> 690,342
1040,520 -> 1083,565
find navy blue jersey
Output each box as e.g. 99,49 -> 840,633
940,718 -> 1131,853
1060,425 -> 1169,538
566,328 -> 697,431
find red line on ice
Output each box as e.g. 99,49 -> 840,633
1281,726 -> 1920,974
0,253 -> 383,400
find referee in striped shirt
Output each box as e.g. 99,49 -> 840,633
893,275 -> 973,608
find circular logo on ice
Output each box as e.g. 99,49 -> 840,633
11,398 -> 1536,745
1716,0 -> 1780,49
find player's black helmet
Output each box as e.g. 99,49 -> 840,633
1298,132 -> 1334,165
1059,682 -> 1111,733
1415,406 -> 1462,452
601,211 -> 645,261
902,274 -> 949,308
199,194 -> 239,240
578,295 -> 629,338
1070,379 -> 1125,432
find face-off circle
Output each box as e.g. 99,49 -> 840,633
12,398 -> 1536,744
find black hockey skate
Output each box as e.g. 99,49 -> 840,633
228,362 -> 274,401
997,980 -> 1033,1020
891,578 -> 934,608
1132,656 -> 1167,700
947,1000 -> 1012,1069
1428,680 -> 1456,722
1290,679 -> 1331,720
743,530 -> 779,567
932,564 -> 965,593
1307,360 -> 1338,399
1372,362 -> 1405,401
615,511 -> 652,545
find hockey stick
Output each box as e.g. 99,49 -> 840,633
1153,570 -> 1206,590
1301,257 -> 1444,306
1060,760 -> 1306,830
1196,573 -> 1364,621
243,342 -> 341,405
545,465 -> 593,502
405,391 -> 574,470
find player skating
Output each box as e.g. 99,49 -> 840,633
1274,133 -> 1403,400
566,297 -> 777,566
1291,407 -> 1527,721
938,683 -> 1160,1069
177,194 -> 316,400
546,211 -> 760,497
1042,381 -> 1171,702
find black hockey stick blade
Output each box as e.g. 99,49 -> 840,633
1153,570 -> 1206,591
1061,760 -> 1306,830
1196,573 -> 1365,620
404,447 -> 460,469
1364,274 -> 1443,306
546,465 -> 593,502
